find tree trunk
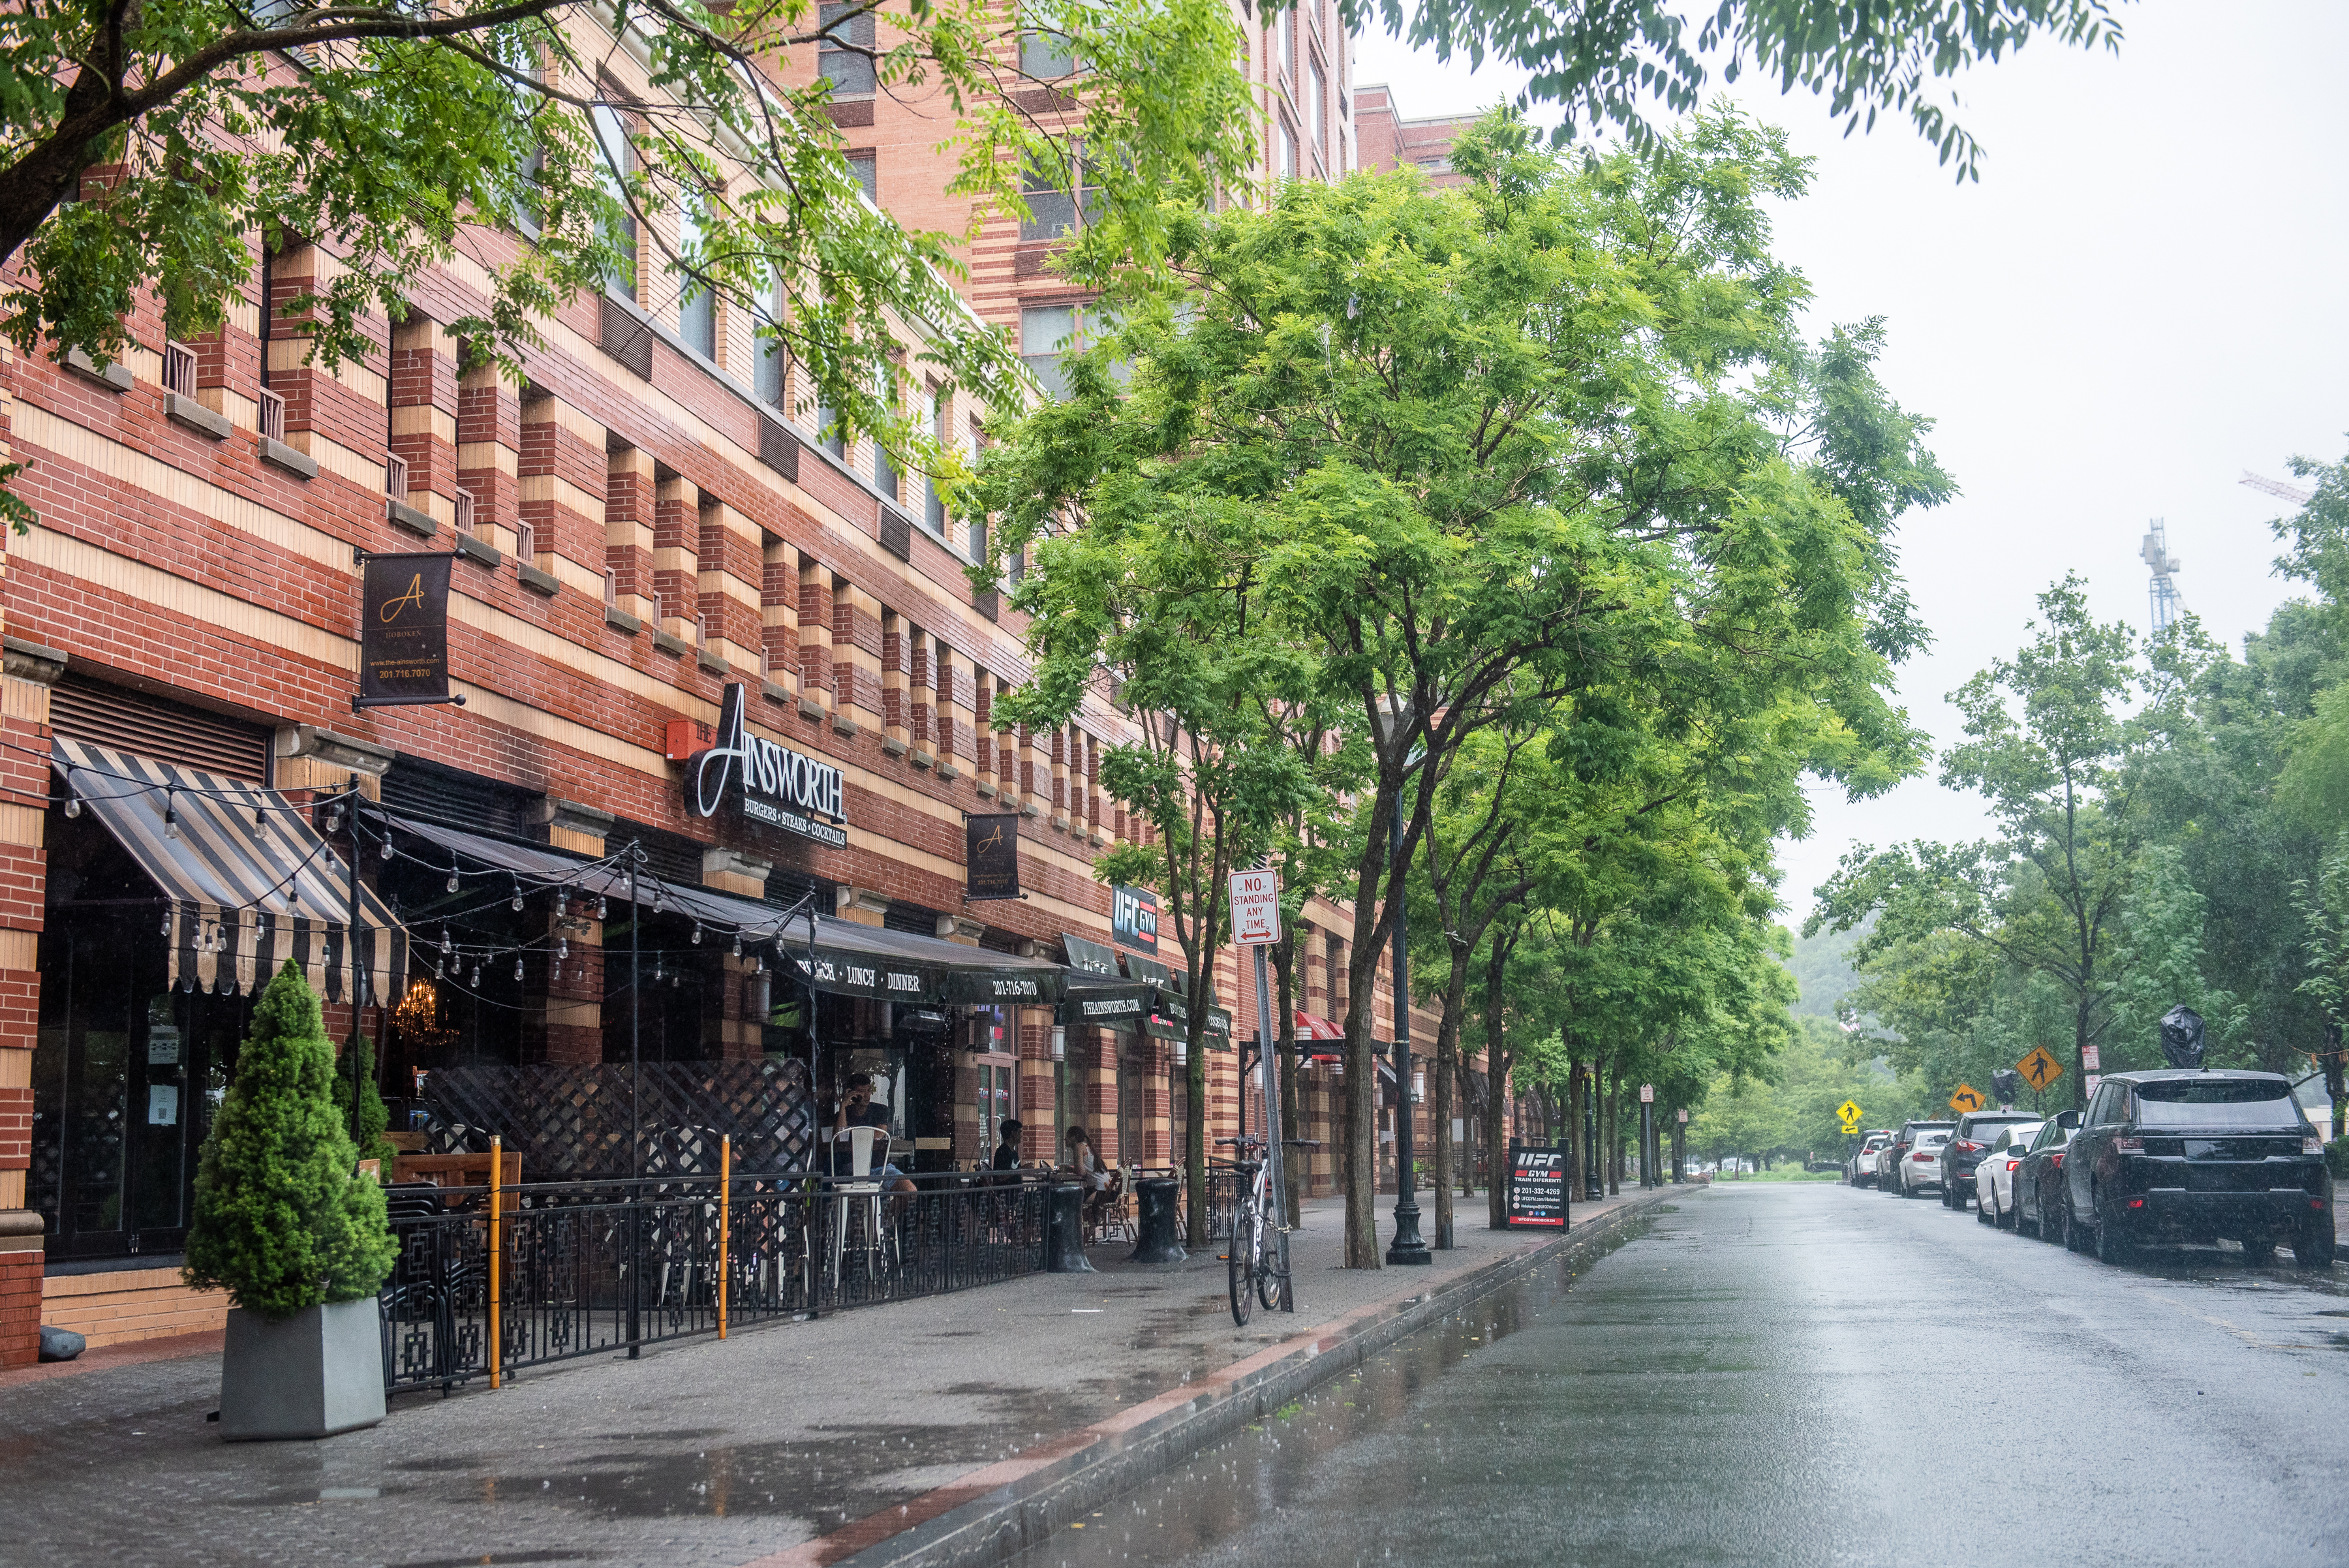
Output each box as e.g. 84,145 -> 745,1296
2324,1023 -> 2345,1143
1481,933 -> 1512,1229
1564,1053 -> 1584,1201
1459,1054 -> 1477,1198
1604,1066 -> 1620,1197
1430,947 -> 1471,1250
1186,1019 -> 1208,1248
1342,932 -> 1382,1268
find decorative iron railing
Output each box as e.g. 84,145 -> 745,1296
380,1170 -> 1052,1396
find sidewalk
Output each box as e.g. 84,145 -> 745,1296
0,1183 -> 1685,1568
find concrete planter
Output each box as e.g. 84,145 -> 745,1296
219,1297 -> 387,1441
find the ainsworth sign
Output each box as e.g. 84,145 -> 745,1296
672,684 -> 848,848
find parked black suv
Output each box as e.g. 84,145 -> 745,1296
2061,1069 -> 2334,1267
1941,1110 -> 2042,1210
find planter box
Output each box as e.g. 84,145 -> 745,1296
219,1297 -> 386,1441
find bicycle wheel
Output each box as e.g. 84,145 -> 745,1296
1254,1224 -> 1283,1312
1227,1201 -> 1257,1327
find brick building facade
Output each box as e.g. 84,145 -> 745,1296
0,14 -> 1472,1370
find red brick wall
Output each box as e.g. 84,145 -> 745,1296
0,1253 -> 40,1368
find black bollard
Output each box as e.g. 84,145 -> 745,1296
1046,1182 -> 1096,1273
1129,1176 -> 1186,1265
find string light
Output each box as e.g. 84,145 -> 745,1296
557,937 -> 568,960
63,792 -> 80,818
510,877 -> 523,912
731,932 -> 743,959
691,923 -> 703,945
379,837 -> 393,860
160,910 -> 172,936
440,927 -> 452,955
595,896 -> 608,920
162,793 -> 178,838
470,964 -> 482,987
446,864 -> 461,893
514,955 -> 525,981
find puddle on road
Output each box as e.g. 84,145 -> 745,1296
1004,1216 -> 1657,1568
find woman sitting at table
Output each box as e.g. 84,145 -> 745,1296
833,1073 -> 917,1199
1063,1126 -> 1118,1227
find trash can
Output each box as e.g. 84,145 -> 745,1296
1130,1176 -> 1187,1265
1046,1182 -> 1096,1273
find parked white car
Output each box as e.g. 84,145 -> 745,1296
1897,1130 -> 1953,1196
1973,1120 -> 2043,1229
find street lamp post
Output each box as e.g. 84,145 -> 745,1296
1386,789 -> 1430,1266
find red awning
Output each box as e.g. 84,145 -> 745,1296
1295,1008 -> 1345,1041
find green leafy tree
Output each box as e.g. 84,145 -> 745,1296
184,961 -> 398,1319
1357,0 -> 2128,180
2290,833 -> 2349,1140
1815,576 -> 2153,1105
0,0 -> 1256,527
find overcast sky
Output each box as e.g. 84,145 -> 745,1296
1355,1 -> 2349,923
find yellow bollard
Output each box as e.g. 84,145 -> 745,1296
488,1134 -> 503,1390
718,1135 -> 731,1340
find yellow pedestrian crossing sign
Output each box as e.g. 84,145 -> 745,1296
1836,1099 -> 1864,1130
1949,1083 -> 1984,1114
2016,1045 -> 2064,1090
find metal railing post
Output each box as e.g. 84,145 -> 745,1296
488,1135 -> 503,1390
718,1135 -> 731,1340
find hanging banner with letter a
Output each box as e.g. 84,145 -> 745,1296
358,552 -> 453,707
966,812 -> 1021,901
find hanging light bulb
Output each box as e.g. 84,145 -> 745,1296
446,865 -> 461,894
63,792 -> 80,819
160,910 -> 172,936
379,837 -> 393,860
557,936 -> 568,961
510,877 -> 524,912
557,884 -> 572,914
731,931 -> 743,959
514,954 -> 525,981
162,794 -> 178,838
440,926 -> 452,955
470,964 -> 482,987
323,805 -> 342,833
691,923 -> 703,945
434,960 -> 444,981
595,895 -> 609,920
671,971 -> 681,989
654,959 -> 665,983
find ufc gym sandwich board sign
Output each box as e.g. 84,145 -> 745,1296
1230,869 -> 1280,947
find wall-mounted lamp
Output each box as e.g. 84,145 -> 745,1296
1049,1024 -> 1067,1062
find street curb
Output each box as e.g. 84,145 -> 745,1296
741,1184 -> 1689,1568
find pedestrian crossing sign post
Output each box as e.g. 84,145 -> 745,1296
2016,1045 -> 2063,1092
1836,1098 -> 1863,1135
1948,1084 -> 1984,1115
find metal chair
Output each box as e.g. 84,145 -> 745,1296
829,1126 -> 900,1285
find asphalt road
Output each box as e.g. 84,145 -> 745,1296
1010,1181 -> 2349,1568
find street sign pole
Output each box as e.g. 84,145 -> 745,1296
1638,1084 -> 1656,1190
1251,938 -> 1291,1310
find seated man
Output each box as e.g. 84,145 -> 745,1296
991,1118 -> 1024,1174
833,1073 -> 917,1198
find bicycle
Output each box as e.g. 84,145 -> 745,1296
1216,1136 -> 1318,1327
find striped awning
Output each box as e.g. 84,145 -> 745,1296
53,737 -> 407,1004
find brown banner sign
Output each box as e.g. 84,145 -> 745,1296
965,812 -> 1021,900
358,553 -> 453,707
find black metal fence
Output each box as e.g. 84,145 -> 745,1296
380,1171 -> 1052,1396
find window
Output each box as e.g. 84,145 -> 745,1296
1278,7 -> 1295,80
162,340 -> 196,397
453,489 -> 476,534
1021,303 -> 1079,398
873,371 -> 898,500
1279,123 -> 1297,182
844,150 -> 877,203
819,2 -> 877,95
258,386 -> 285,442
817,388 -> 844,457
1019,27 -> 1075,78
1020,149 -> 1099,243
591,102 -> 637,298
925,386 -> 948,535
1310,61 -> 1326,166
677,189 -> 716,359
964,419 -> 987,562
754,274 -> 788,408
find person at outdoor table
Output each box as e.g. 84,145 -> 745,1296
1062,1125 -> 1109,1189
833,1073 -> 916,1197
992,1118 -> 1024,1173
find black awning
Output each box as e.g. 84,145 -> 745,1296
57,737 -> 407,1002
384,813 -> 1066,1008
1059,974 -> 1154,1028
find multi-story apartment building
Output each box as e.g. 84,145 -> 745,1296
0,12 -> 1466,1369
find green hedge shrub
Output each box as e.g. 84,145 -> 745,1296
183,961 -> 397,1319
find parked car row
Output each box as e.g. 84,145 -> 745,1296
1850,1069 -> 2336,1269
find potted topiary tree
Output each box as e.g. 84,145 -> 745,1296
185,960 -> 399,1439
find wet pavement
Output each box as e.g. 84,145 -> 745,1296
0,1188 -> 1618,1567
1009,1182 -> 2349,1568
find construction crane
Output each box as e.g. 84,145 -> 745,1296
2241,470 -> 2315,506
2140,519 -> 2183,636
